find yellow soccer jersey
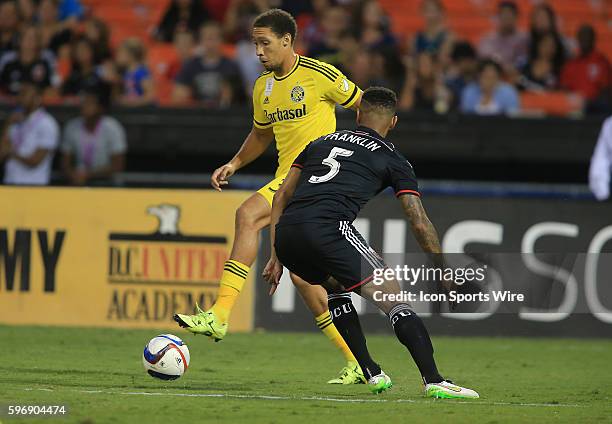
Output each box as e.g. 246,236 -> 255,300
252,55 -> 360,178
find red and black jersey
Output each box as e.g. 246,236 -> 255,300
279,125 -> 419,225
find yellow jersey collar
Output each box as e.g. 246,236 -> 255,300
274,55 -> 300,81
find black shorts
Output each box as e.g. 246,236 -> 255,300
275,220 -> 386,292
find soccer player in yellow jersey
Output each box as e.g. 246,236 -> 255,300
174,9 -> 367,384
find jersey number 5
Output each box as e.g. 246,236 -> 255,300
308,147 -> 354,184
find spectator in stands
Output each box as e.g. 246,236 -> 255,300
345,49 -> 374,89
61,83 -> 126,186
57,0 -> 83,22
166,30 -> 194,80
0,26 -> 58,96
38,0 -> 73,56
352,0 -> 396,50
0,1 -> 20,57
528,3 -> 567,68
290,0 -> 328,49
279,0 -> 314,21
478,1 -> 528,72
83,17 -> 111,63
234,39 -> 263,98
223,0 -> 269,43
115,38 -> 155,106
18,0 -> 36,25
61,37 -> 103,96
0,82 -> 59,185
345,47 -> 392,90
399,52 -> 450,113
173,21 -> 244,107
410,0 -> 452,64
589,116 -> 612,201
337,31 -> 360,75
222,1 -> 269,97
445,41 -> 478,107
561,25 -> 611,114
154,0 -> 209,43
461,59 -> 519,115
518,32 -> 563,91
307,6 -> 349,67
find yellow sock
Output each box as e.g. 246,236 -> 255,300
315,311 -> 357,364
211,260 -> 250,323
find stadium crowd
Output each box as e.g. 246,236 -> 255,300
0,0 -> 610,115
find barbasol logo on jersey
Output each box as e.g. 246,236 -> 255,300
264,104 -> 307,123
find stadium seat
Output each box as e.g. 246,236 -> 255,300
148,43 -> 177,77
520,91 -> 583,117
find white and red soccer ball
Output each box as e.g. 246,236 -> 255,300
142,334 -> 190,380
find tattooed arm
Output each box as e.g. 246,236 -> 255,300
400,195 -> 444,268
400,194 -> 457,309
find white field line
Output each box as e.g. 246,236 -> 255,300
21,388 -> 586,408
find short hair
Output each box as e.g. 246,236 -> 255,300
121,37 -> 146,62
200,20 -> 222,35
498,0 -> 518,15
253,8 -> 298,45
478,59 -> 503,75
578,24 -> 596,40
361,86 -> 397,115
451,41 -> 476,61
83,82 -> 112,110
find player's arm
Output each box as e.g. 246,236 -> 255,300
399,194 -> 443,265
210,125 -> 274,191
390,157 -> 445,269
315,61 -> 361,110
262,166 -> 301,294
348,91 -> 362,111
400,194 -> 456,308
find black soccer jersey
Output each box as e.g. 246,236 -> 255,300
278,125 -> 419,225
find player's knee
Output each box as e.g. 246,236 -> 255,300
235,202 -> 258,230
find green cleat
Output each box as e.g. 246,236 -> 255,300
327,362 -> 366,384
173,304 -> 227,342
425,380 -> 479,399
368,371 -> 393,394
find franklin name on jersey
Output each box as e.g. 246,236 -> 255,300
280,126 -> 420,225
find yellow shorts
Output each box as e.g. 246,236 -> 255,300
256,174 -> 287,206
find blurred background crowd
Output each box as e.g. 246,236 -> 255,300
2,0 -> 612,192
0,0 -> 610,116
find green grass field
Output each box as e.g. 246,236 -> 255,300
1,325 -> 611,424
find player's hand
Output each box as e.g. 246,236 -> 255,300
440,275 -> 457,311
211,163 -> 236,192
262,257 -> 283,295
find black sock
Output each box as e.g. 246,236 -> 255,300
388,304 -> 444,384
328,293 -> 381,380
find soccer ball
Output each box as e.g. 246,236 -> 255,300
142,334 -> 190,380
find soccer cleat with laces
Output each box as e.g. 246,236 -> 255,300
327,362 -> 366,384
425,380 -> 479,399
173,304 -> 227,342
368,371 -> 393,394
